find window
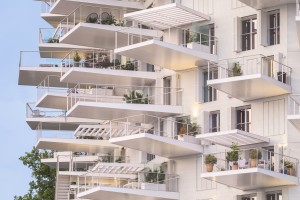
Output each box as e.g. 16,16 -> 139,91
268,10 -> 280,46
210,111 -> 220,132
239,193 -> 257,200
147,153 -> 155,162
236,106 -> 251,132
241,15 -> 257,51
203,70 -> 217,102
266,191 -> 282,200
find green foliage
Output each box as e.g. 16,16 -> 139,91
283,160 -> 294,168
73,51 -> 81,62
124,90 -> 149,104
145,167 -> 165,183
226,143 -> 240,164
14,147 -> 56,200
101,15 -> 117,25
249,149 -> 262,160
47,38 -> 59,43
121,61 -> 135,71
231,62 -> 242,76
205,154 -> 217,165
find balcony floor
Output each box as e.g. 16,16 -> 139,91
41,13 -> 66,27
49,0 -> 143,15
239,0 -> 294,9
36,138 -> 120,153
115,39 -> 218,71
201,168 -> 298,190
67,102 -> 183,120
288,115 -> 300,130
109,133 -> 202,158
60,23 -> 163,50
77,186 -> 179,200
60,67 -> 158,86
208,74 -> 291,101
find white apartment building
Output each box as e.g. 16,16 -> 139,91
18,0 -> 300,200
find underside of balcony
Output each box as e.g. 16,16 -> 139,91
67,102 -> 183,120
207,74 -> 291,101
109,133 -> 203,158
115,39 -> 218,70
238,0 -> 294,9
60,67 -> 158,86
201,168 -> 298,191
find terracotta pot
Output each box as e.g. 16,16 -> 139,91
206,164 -> 214,172
250,159 -> 258,168
232,164 -> 238,170
287,168 -> 294,176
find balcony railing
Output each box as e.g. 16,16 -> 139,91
77,171 -> 179,194
54,4 -> 136,39
202,148 -> 298,177
67,84 -> 183,110
61,49 -> 155,72
40,0 -> 57,13
39,28 -> 60,44
36,75 -> 69,101
19,51 -> 68,68
109,114 -> 201,140
289,95 -> 300,115
26,102 -> 66,118
115,25 -> 218,55
208,54 -> 292,85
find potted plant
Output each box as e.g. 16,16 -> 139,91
205,154 -> 217,172
124,90 -> 149,104
231,62 -> 242,77
249,149 -> 262,168
226,144 -> 239,170
73,51 -> 81,67
115,157 -> 122,163
142,167 -> 166,191
284,161 -> 294,176
178,127 -> 187,137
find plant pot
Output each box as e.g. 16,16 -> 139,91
280,169 -> 288,174
250,159 -> 258,168
232,164 -> 238,170
287,168 -> 294,176
206,164 -> 214,172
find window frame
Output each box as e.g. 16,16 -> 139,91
210,110 -> 220,133
236,106 -> 252,132
266,190 -> 282,200
203,68 -> 218,103
241,15 -> 257,51
268,10 -> 280,46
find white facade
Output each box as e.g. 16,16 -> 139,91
19,0 -> 300,200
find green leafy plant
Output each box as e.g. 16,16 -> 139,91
145,167 -> 165,183
283,160 -> 294,168
121,61 -> 135,71
205,154 -> 217,165
124,90 -> 149,104
47,38 -> 59,43
249,149 -> 262,160
101,14 -> 117,25
231,62 -> 242,77
226,143 -> 239,164
73,51 -> 81,62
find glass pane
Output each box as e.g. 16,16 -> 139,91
269,14 -> 276,28
252,18 -> 257,32
242,19 -> 251,34
242,34 -> 251,51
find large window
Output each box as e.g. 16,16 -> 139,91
241,15 -> 257,51
210,111 -> 220,132
203,70 -> 217,102
268,10 -> 280,46
236,106 -> 251,132
266,191 -> 282,200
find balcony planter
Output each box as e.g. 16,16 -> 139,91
232,163 -> 239,170
141,183 -> 166,191
249,149 -> 262,168
226,144 -> 239,170
187,42 -> 210,53
178,135 -> 199,144
205,154 -> 217,172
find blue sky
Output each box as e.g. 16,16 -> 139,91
0,1 -> 49,198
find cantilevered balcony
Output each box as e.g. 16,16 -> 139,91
36,129 -> 120,153
60,50 -> 159,85
66,84 -> 184,119
197,129 -> 269,148
201,148 -> 298,190
76,171 -> 179,200
39,28 -> 94,58
56,4 -> 163,49
207,55 -> 292,101
115,27 -> 218,71
26,103 -> 101,130
41,0 -> 143,16
238,0 -> 294,9
288,95 -> 300,130
18,51 -> 70,86
107,114 -> 202,158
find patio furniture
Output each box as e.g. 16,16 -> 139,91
86,13 -> 99,23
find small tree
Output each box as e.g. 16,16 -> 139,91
14,147 -> 56,200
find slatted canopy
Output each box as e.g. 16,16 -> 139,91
124,3 -> 210,30
197,129 -> 269,147
91,163 -> 145,175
